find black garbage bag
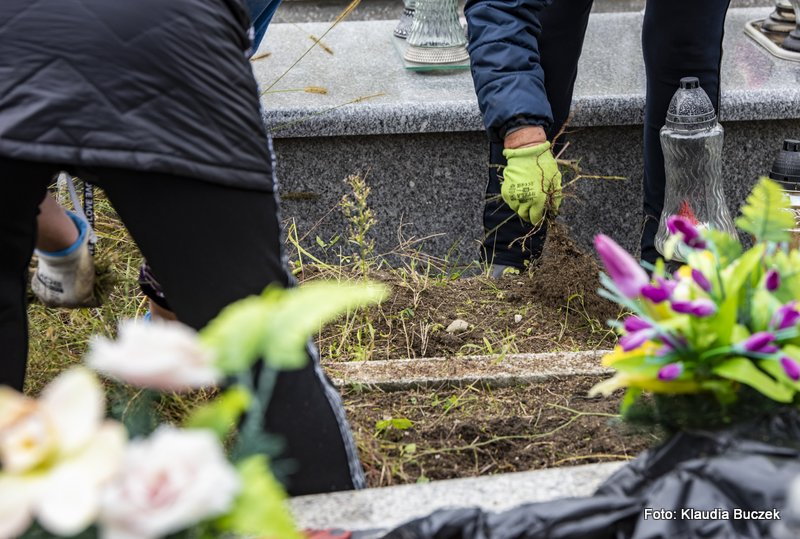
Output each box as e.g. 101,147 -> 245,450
382,411 -> 800,538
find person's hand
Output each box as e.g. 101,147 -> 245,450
500,141 -> 562,224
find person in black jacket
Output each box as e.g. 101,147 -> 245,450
30,0 -> 286,318
465,0 -> 731,273
0,0 -> 362,496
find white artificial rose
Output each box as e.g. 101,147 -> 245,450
87,320 -> 221,391
0,368 -> 126,538
99,426 -> 240,539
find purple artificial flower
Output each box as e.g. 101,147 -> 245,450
666,215 -> 706,249
670,301 -> 694,315
692,269 -> 712,292
738,332 -> 778,355
619,316 -> 656,351
594,234 -> 649,299
690,299 -> 717,317
641,278 -> 677,304
658,362 -> 684,381
781,356 -> 800,381
773,301 -> 800,331
671,298 -> 717,318
623,316 -> 651,333
766,269 -> 781,292
619,330 -> 653,352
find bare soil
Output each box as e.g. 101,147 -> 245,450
314,224 -> 622,361
344,376 -> 659,488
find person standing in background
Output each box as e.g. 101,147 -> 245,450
465,0 -> 731,274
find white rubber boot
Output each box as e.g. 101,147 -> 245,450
31,213 -> 94,308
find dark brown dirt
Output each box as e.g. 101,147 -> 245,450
530,222 -> 620,325
312,222 -> 621,361
344,376 -> 659,487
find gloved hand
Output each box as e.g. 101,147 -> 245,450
500,141 -> 563,224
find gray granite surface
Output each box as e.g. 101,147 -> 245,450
273,0 -> 773,23
255,8 -> 799,138
275,119 -> 800,263
324,350 -> 611,390
289,461 -> 624,533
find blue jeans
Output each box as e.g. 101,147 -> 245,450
245,0 -> 283,49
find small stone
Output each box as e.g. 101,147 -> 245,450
514,314 -> 523,324
446,319 -> 469,333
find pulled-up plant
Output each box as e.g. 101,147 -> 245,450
591,178 -> 800,426
0,281 -> 385,539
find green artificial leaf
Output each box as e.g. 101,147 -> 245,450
199,296 -> 272,374
750,288 -> 782,333
730,324 -> 750,344
760,359 -> 800,391
735,177 -> 794,243
620,387 -> 643,414
712,357 -> 794,403
723,244 -> 765,299
108,387 -> 158,438
184,386 -> 251,439
769,250 -> 800,304
261,281 -> 387,370
214,455 -> 300,539
704,229 -> 742,268
708,244 -> 765,345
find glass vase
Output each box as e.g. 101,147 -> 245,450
404,0 -> 468,64
394,0 -> 416,39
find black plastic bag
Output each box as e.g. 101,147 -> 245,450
382,412 -> 800,538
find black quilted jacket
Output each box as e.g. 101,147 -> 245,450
0,0 -> 273,191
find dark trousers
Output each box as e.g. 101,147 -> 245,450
482,0 -> 731,267
0,157 -> 364,496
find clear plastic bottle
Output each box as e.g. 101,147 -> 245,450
655,77 -> 736,262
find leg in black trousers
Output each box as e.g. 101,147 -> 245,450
0,159 -> 58,390
482,0 -> 595,269
80,166 -> 365,496
641,0 -> 731,264
0,157 -> 364,496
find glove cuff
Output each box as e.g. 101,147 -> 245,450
502,141 -> 552,160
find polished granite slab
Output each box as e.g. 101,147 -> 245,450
289,461 -> 624,533
254,7 -> 800,138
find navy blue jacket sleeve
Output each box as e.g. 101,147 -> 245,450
464,0 -> 554,142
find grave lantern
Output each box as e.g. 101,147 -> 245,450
394,0 -> 416,39
403,0 -> 469,64
783,0 -> 800,51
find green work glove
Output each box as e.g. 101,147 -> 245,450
501,141 -> 563,224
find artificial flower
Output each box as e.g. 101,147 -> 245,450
667,215 -> 706,249
658,363 -> 683,381
691,268 -> 712,293
781,357 -> 800,381
766,269 -> 781,292
0,368 -> 126,538
88,320 -> 221,391
738,332 -> 778,355
670,298 -> 716,317
594,234 -> 649,299
641,277 -> 677,304
99,427 -> 240,539
772,302 -> 800,331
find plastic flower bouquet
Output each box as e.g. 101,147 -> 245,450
0,281 -> 385,539
591,178 -> 800,429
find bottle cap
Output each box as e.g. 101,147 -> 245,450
680,77 -> 700,89
770,139 -> 800,187
665,77 -> 717,132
